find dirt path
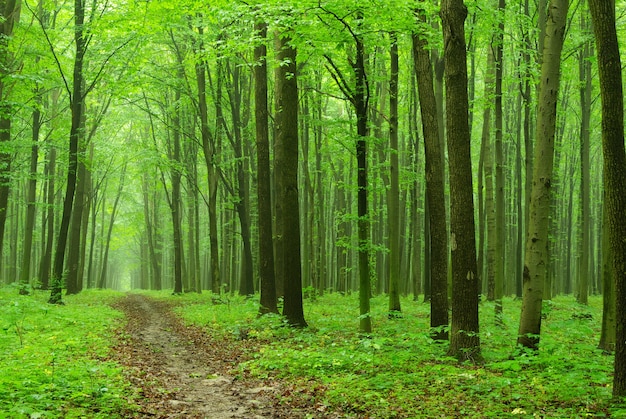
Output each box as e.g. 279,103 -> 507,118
111,294 -> 300,418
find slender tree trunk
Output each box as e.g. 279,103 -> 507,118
65,144 -> 86,295
388,34 -> 401,315
413,11 -> 448,339
19,90 -> 40,292
494,0 -> 506,324
49,0 -> 87,304
483,53 -> 496,304
589,0 -> 626,396
0,0 -> 20,277
39,147 -> 56,289
577,11 -> 592,305
171,88 -> 183,295
441,0 -> 481,360
255,20 -> 277,314
194,26 -> 220,295
518,0 -> 568,350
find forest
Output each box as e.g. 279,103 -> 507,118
1,0 -> 626,417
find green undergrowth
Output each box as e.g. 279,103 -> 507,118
171,291 -> 622,418
0,286 -> 134,418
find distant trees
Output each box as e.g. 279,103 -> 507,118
0,0 -> 620,351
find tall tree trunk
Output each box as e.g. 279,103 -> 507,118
194,26 -> 220,295
441,0 -> 481,360
589,0 -> 626,396
171,88 -> 183,295
255,20 -> 277,314
49,0 -> 86,304
275,34 -> 306,327
0,0 -> 20,276
483,53 -> 496,305
354,14 -> 372,334
517,0 -> 568,350
494,0 -> 506,324
387,34 -> 401,315
577,10 -> 592,305
412,11 -> 448,340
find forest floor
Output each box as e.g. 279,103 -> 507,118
111,294 -> 323,418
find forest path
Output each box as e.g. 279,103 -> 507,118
110,293 -> 288,418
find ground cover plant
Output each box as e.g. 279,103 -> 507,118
0,286 -> 135,418
172,292 -> 622,418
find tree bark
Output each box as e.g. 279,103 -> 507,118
577,10 -> 592,305
387,34 -> 401,315
412,11 -> 448,340
255,20 -> 277,314
440,0 -> 481,360
517,0 -> 568,350
49,0 -> 87,304
0,0 -> 21,277
275,34 -> 306,327
588,0 -> 626,396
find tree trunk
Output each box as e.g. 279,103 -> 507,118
387,35 -> 401,315
599,205 -> 615,351
588,0 -> 626,396
518,0 -> 568,350
49,0 -> 87,304
171,88 -> 183,295
275,34 -> 306,327
441,0 -> 481,360
412,12 -> 448,340
0,0 -> 20,277
39,147 -> 56,290
255,20 -> 277,314
494,0 -> 506,324
194,27 -> 220,295
19,90 -> 40,292
577,11 -> 592,305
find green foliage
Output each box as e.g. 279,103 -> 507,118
0,288 -> 135,418
174,292 -> 614,418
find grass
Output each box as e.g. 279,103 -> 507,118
171,291 -> 622,418
0,285 -> 134,419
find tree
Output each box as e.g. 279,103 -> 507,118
254,19 -> 277,315
440,0 -> 481,360
0,0 -> 21,276
321,6 -> 371,334
588,0 -> 626,397
275,33 -> 306,327
49,0 -> 88,304
576,9 -> 592,305
387,34 -> 401,316
412,7 -> 448,340
517,0 -> 568,350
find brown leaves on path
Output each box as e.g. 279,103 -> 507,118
110,293 -> 313,418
